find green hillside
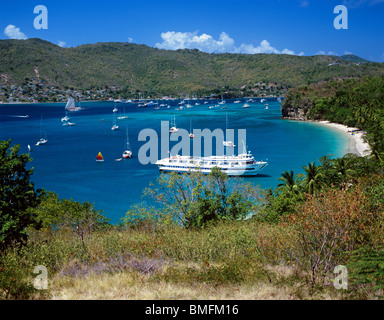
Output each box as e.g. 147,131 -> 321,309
1,38 -> 384,96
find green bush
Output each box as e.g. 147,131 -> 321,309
347,246 -> 384,299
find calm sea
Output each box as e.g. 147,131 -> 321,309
0,99 -> 349,223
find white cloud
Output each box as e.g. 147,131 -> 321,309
127,37 -> 134,43
155,31 -> 303,56
4,24 -> 27,40
234,40 -> 300,55
57,41 -> 66,48
156,31 -> 235,53
316,50 -> 338,56
344,50 -> 353,55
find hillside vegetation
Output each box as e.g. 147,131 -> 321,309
1,38 -> 384,97
282,76 -> 384,159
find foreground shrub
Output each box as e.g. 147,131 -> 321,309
123,168 -> 262,229
286,185 -> 380,286
347,246 -> 384,299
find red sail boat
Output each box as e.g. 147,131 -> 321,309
96,152 -> 104,162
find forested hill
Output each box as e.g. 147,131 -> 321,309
1,38 -> 384,96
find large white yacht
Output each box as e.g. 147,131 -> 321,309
155,151 -> 267,177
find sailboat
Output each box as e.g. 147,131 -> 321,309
123,127 -> 133,159
35,115 -> 48,146
265,104 -> 269,110
223,113 -> 235,148
117,106 -> 128,119
65,97 -> 84,112
96,152 -> 104,162
61,110 -> 70,122
169,115 -> 179,133
62,120 -> 76,126
111,110 -> 119,131
113,102 -> 118,113
242,102 -> 250,108
189,119 -> 194,138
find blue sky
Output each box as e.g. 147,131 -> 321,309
1,0 -> 384,61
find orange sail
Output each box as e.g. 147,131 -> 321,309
96,152 -> 104,161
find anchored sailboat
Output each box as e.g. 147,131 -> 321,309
123,127 -> 133,159
65,97 -> 84,112
111,110 -> 119,131
223,113 -> 235,148
169,115 -> 179,133
189,119 -> 194,138
96,152 -> 104,162
35,115 -> 48,146
117,106 -> 128,119
61,110 -> 70,122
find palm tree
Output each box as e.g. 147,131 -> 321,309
333,157 -> 355,178
332,157 -> 356,189
277,170 -> 301,195
298,162 -> 324,195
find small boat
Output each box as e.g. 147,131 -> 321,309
36,138 -> 48,146
63,121 -> 76,126
96,152 -> 104,162
123,127 -> 133,159
117,106 -> 128,119
223,141 -> 236,147
28,144 -> 32,152
10,115 -> 29,118
234,100 -> 241,104
223,113 -> 235,148
65,97 -> 84,112
189,120 -> 194,138
169,115 -> 179,133
265,104 -> 269,110
242,103 -> 250,108
35,115 -> 48,146
111,110 -> 119,131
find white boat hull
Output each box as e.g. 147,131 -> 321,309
156,154 -> 267,177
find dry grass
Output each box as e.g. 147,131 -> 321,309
51,272 -> 291,300
48,262 -> 344,300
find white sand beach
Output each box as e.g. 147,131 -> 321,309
314,120 -> 371,157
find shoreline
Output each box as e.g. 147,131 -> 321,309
309,120 -> 371,157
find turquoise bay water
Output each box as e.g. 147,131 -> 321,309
0,99 -> 348,223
